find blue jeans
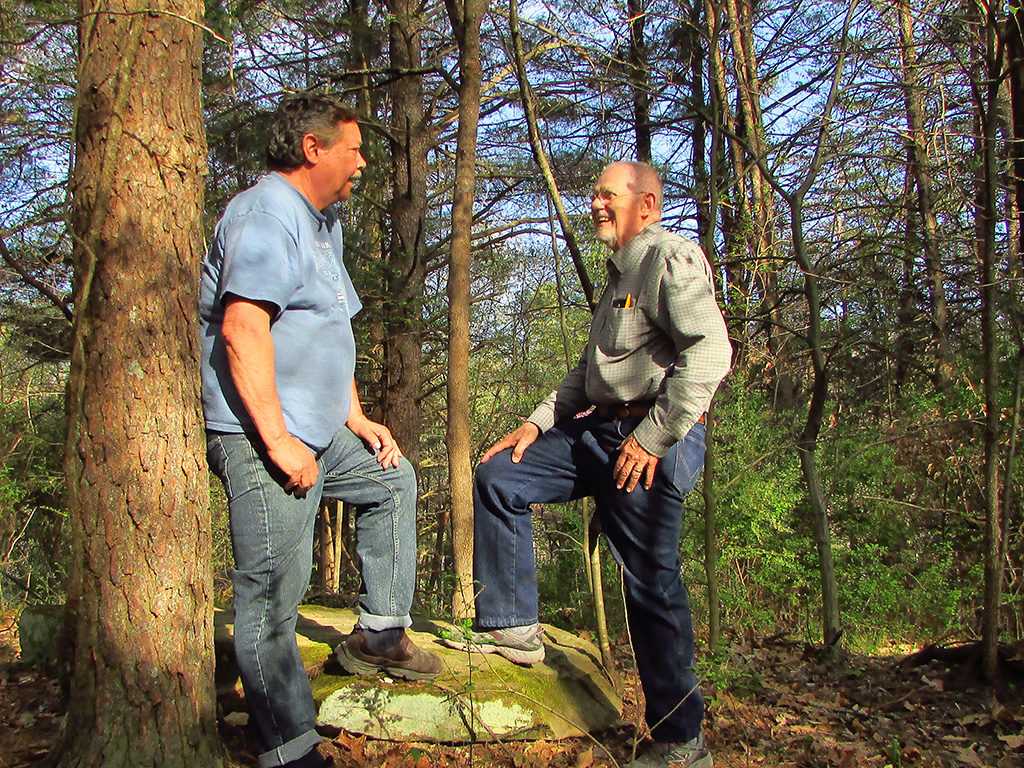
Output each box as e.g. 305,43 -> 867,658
473,412 -> 706,743
207,428 -> 417,767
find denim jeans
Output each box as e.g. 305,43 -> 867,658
473,412 -> 706,743
207,428 -> 417,767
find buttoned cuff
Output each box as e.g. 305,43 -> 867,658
630,418 -> 678,458
525,405 -> 556,433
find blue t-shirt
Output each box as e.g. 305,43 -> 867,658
199,172 -> 362,451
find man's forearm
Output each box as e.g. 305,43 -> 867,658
222,300 -> 291,450
221,297 -> 319,494
347,378 -> 365,424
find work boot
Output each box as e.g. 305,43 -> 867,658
626,734 -> 713,768
335,626 -> 442,681
441,623 -> 545,665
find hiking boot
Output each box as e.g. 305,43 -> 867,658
335,626 -> 442,681
441,623 -> 545,665
626,734 -> 713,768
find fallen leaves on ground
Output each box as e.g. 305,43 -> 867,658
1,613 -> 1021,768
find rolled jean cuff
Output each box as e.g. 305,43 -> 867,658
357,612 -> 412,631
258,729 -> 321,768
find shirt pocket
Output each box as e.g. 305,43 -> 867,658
597,306 -> 645,356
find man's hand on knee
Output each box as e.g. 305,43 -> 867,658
480,422 -> 540,464
348,413 -> 404,469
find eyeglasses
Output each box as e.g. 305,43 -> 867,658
590,188 -> 642,202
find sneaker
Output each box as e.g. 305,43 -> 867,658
626,735 -> 713,768
441,623 -> 545,665
335,627 -> 442,681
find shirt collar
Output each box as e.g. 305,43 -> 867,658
265,171 -> 338,232
607,222 -> 663,275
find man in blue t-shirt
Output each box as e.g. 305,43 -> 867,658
200,94 -> 439,768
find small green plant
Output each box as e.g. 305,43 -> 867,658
889,736 -> 902,768
698,651 -> 763,697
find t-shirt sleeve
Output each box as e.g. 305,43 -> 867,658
218,211 -> 301,315
338,259 -> 362,319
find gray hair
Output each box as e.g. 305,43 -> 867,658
604,161 -> 663,212
265,93 -> 360,171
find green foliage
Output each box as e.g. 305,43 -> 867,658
0,366 -> 66,607
533,501 -> 627,634
697,649 -> 763,698
671,367 -> 999,651
209,475 -> 233,605
688,377 -> 809,636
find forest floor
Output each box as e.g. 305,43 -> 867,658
1,611 -> 1022,768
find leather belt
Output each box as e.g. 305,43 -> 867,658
595,401 -> 654,419
594,402 -> 706,424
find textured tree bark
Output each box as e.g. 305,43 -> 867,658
445,0 -> 489,620
703,0 -> 748,341
344,0 -> 386,417
688,5 -> 724,651
723,0 -> 773,261
382,0 -> 429,469
59,0 -> 219,766
688,0 -> 713,255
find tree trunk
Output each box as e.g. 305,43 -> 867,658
346,0 -> 387,418
428,502 -> 450,597
585,501 -> 618,685
894,159 -> 919,393
382,0 -> 429,468
316,500 -> 341,595
754,0 -> 857,650
507,0 -> 596,310
1006,0 -> 1024,259
792,209 -> 842,650
690,1 -> 724,651
445,0 -> 489,619
689,0 -> 713,255
897,0 -> 950,391
975,6 -> 1004,681
701,405 -> 722,651
721,0 -> 788,401
59,0 -> 219,765
627,0 -> 652,162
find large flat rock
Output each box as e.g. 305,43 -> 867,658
215,605 -> 622,742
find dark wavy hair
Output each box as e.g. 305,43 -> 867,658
265,93 -> 360,171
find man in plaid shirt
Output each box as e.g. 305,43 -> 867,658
446,162 -> 731,768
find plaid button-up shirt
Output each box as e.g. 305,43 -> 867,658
527,223 -> 732,457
